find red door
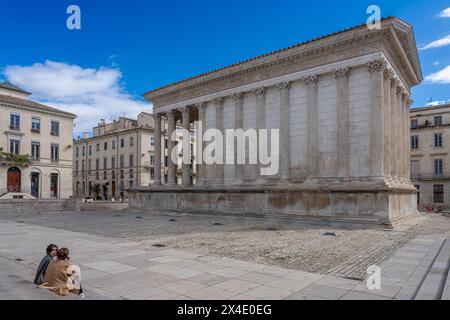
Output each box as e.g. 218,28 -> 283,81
7,167 -> 21,192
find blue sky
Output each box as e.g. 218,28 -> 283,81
1,0 -> 450,135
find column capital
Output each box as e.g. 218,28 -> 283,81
396,85 -> 404,96
406,97 -> 414,107
390,77 -> 399,88
303,74 -> 318,84
383,67 -> 394,79
252,87 -> 265,96
195,102 -> 206,110
155,113 -> 162,121
401,91 -> 410,102
231,92 -> 243,100
213,97 -> 224,105
334,68 -> 349,79
180,106 -> 190,114
275,81 -> 290,90
367,59 -> 387,73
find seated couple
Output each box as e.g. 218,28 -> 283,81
34,244 -> 83,297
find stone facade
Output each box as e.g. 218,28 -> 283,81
0,82 -> 76,199
410,104 -> 450,209
130,17 -> 423,227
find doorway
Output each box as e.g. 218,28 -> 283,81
31,172 -> 40,198
50,173 -> 59,198
7,167 -> 21,193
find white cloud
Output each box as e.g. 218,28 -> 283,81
425,100 -> 450,107
420,35 -> 450,50
425,65 -> 450,83
439,8 -> 450,17
3,60 -> 152,137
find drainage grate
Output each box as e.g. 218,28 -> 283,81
152,244 -> 166,248
323,232 -> 337,236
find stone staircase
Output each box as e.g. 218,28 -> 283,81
394,237 -> 450,300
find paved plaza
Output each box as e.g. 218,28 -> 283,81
0,210 -> 449,300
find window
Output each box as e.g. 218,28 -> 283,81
150,167 -> 154,179
120,170 -> 124,179
76,147 -> 79,157
433,184 -> 444,203
103,171 -> 107,180
411,160 -> 420,179
104,142 -> 108,150
10,114 -> 20,130
130,168 -> 134,179
82,146 -> 85,156
120,155 -> 124,168
81,160 -> 85,175
434,133 -> 443,148
51,121 -> 59,136
88,145 -> 92,156
75,161 -> 79,176
129,180 -> 134,188
410,119 -> 418,129
51,144 -> 59,162
112,140 -> 116,150
434,116 -> 442,126
31,141 -> 40,160
150,155 -> 155,165
129,154 -> 134,168
130,137 -> 134,147
411,136 -> 419,149
434,159 -> 443,176
10,139 -> 20,154
96,144 -> 100,152
31,118 -> 40,133
96,171 -> 99,180
111,157 -> 116,169
95,158 -> 99,171
103,158 -> 108,170
88,159 -> 92,174
112,170 -> 116,179
120,139 -> 124,148
151,137 -> 155,146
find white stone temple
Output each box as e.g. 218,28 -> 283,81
129,17 -> 423,227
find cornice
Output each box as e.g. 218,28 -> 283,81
0,101 -> 76,120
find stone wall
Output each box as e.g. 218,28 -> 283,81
0,199 -> 76,214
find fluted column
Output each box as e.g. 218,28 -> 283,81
214,97 -> 224,184
335,68 -> 350,179
368,59 -> 386,179
401,91 -> 409,183
276,82 -> 291,181
153,113 -> 162,186
383,68 -> 392,182
390,78 -> 400,183
167,110 -> 177,186
395,84 -> 403,183
253,87 -> 266,183
196,103 -> 206,185
232,93 -> 244,183
181,107 -> 191,186
304,75 -> 319,178
405,96 -> 414,182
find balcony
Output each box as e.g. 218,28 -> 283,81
9,125 -> 20,131
411,172 -> 450,181
0,152 -> 31,166
50,131 -> 59,136
30,128 -> 40,134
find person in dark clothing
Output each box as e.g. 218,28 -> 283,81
34,244 -> 58,285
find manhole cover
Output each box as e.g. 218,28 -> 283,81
213,222 -> 222,226
152,244 -> 166,248
323,232 -> 336,236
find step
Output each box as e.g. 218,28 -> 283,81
440,249 -> 450,300
415,238 -> 450,300
395,237 -> 446,299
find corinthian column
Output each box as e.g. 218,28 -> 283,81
395,84 -> 403,184
304,75 -> 319,178
252,87 -> 265,183
153,113 -> 162,186
196,102 -> 206,185
181,107 -> 191,186
232,93 -> 244,183
383,68 -> 393,183
167,110 -> 177,186
276,82 -> 291,181
367,59 -> 386,179
335,68 -> 350,179
405,96 -> 414,183
390,78 -> 400,184
214,97 -> 224,184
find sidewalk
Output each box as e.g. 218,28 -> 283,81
0,220 -> 446,300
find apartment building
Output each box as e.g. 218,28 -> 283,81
0,81 -> 76,199
410,104 -> 450,208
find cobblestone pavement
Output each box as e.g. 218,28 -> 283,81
1,210 -> 448,280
